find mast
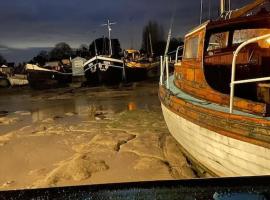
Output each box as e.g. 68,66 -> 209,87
220,0 -> 231,14
220,0 -> 226,14
146,32 -> 149,56
200,0 -> 203,24
101,19 -> 116,56
94,39 -> 98,56
208,0 -> 211,20
230,0 -> 266,19
164,14 -> 174,57
149,32 -> 154,57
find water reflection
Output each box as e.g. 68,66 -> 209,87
31,102 -> 74,122
128,102 -> 137,111
0,83 -> 160,135
30,95 -> 155,122
31,96 -> 155,122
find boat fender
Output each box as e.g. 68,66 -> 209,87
89,63 -> 97,73
99,63 -> 109,71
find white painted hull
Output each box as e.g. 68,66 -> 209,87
161,103 -> 270,177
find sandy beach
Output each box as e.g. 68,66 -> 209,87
0,83 -> 196,190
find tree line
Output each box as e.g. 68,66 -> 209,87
0,54 -> 6,66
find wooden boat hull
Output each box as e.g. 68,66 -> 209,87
125,61 -> 160,82
84,56 -> 125,85
98,67 -> 124,85
125,67 -> 148,82
85,66 -> 124,85
8,75 -> 29,87
27,69 -> 72,89
84,69 -> 99,85
159,84 -> 270,177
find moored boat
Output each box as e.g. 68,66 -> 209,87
26,62 -> 72,89
8,74 -> 28,87
84,19 -> 125,85
124,49 -> 160,82
159,0 -> 270,177
83,55 -> 125,85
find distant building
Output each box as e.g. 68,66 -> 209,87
0,65 -> 12,76
71,57 -> 86,77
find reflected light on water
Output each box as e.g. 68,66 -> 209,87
128,102 -> 137,111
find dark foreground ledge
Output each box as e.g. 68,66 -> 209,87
0,176 -> 270,200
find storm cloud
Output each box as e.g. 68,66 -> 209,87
0,0 -> 252,62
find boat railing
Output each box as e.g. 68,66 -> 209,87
160,45 -> 183,89
230,33 -> 270,114
175,45 -> 184,64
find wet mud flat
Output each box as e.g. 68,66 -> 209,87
0,82 -> 196,190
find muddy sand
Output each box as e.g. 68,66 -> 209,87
0,83 -> 196,190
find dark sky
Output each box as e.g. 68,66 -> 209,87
0,0 -> 252,63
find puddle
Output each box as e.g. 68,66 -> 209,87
0,82 -> 160,134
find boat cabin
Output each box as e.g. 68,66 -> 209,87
175,5 -> 270,116
124,49 -> 141,62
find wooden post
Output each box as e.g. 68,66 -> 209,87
166,56 -> 169,89
160,56 -> 163,85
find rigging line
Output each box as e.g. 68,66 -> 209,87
208,0 -> 211,20
164,11 -> 175,57
200,0 -> 203,24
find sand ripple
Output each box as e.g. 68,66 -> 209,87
35,154 -> 109,187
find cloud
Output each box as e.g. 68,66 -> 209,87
0,45 -> 10,52
0,0 -> 254,62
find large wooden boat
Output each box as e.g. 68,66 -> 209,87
159,0 -> 270,177
124,49 -> 160,82
26,62 -> 72,89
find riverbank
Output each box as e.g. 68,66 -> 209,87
0,82 -> 196,190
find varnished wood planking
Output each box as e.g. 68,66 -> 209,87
160,86 -> 270,148
204,51 -> 249,65
174,66 -> 268,116
175,18 -> 270,116
162,104 -> 243,176
161,103 -> 270,176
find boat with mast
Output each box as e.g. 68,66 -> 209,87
159,0 -> 270,177
84,19 -> 126,85
124,48 -> 160,82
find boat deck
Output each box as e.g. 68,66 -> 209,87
166,75 -> 268,120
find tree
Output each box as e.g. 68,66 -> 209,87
49,42 -> 72,61
75,44 -> 90,58
14,63 -> 26,74
89,37 -> 122,58
141,21 -> 165,57
0,54 -> 6,65
169,37 -> 184,52
111,38 -> 122,58
31,50 -> 49,66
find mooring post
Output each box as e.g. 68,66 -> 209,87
160,56 -> 163,85
122,60 -> 126,82
166,56 -> 169,89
